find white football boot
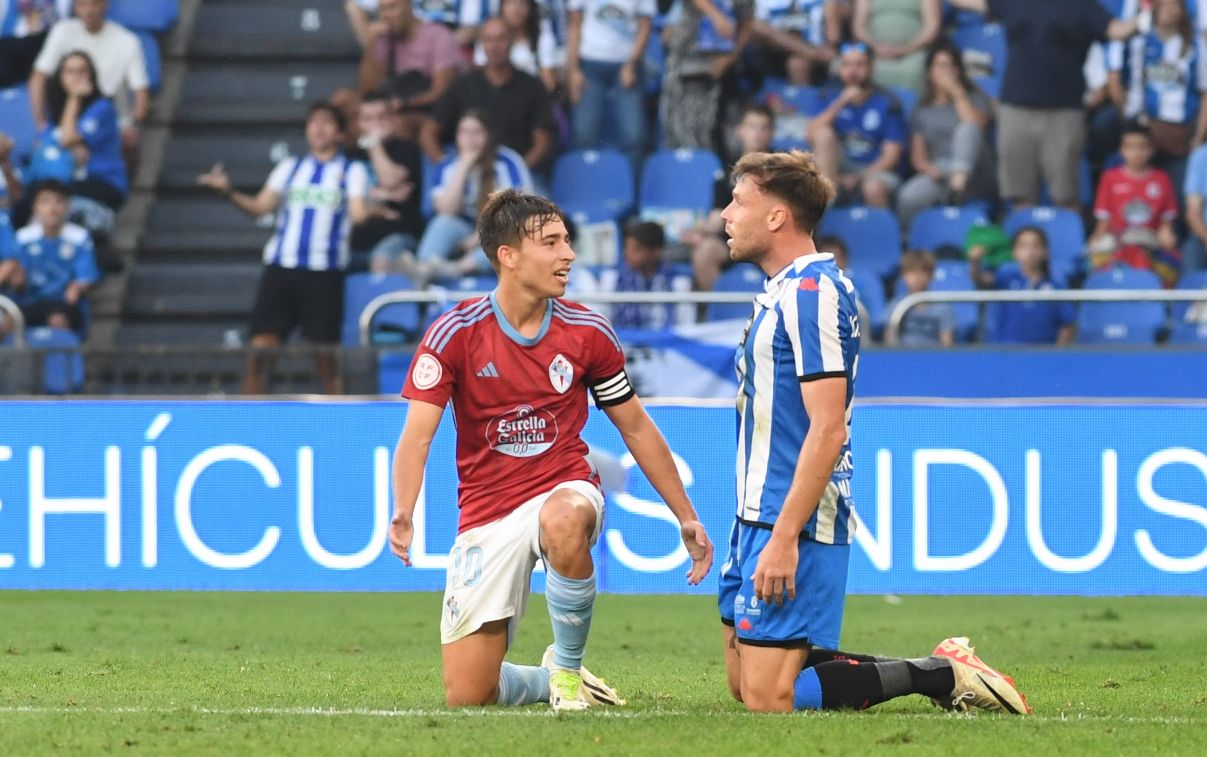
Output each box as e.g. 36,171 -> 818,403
931,636 -> 1031,715
542,644 -> 626,708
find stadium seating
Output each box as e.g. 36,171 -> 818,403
1003,206 -> 1087,282
447,274 -> 499,293
552,149 -> 634,222
1168,319 -> 1207,344
107,0 -> 179,32
190,2 -> 359,59
818,206 -> 902,281
639,148 -> 723,242
888,86 -> 917,120
1077,267 -> 1166,344
137,30 -> 162,93
342,273 -> 422,346
952,21 -> 1007,99
1171,270 -> 1207,321
846,266 -> 887,339
907,204 -> 992,252
25,327 -> 85,395
0,85 -> 38,164
707,263 -> 763,321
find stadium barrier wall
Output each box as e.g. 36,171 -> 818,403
0,400 -> 1204,595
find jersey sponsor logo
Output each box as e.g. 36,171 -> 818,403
548,353 -> 574,394
487,404 -> 559,457
411,354 -> 443,390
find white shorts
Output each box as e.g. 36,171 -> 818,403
439,480 -> 605,645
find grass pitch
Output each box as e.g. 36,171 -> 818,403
2,592 -> 1205,755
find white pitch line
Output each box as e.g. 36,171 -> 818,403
0,706 -> 1202,725
0,705 -> 683,719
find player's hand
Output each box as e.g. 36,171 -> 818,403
197,163 -> 231,194
389,511 -> 415,567
752,534 -> 798,606
679,520 -> 714,584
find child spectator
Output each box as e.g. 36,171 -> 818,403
971,226 -> 1077,345
1089,122 -> 1180,285
586,220 -> 694,329
887,249 -> 954,346
3,180 -> 99,337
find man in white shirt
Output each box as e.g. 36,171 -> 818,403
28,0 -> 148,149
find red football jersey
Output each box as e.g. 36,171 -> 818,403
1093,166 -> 1178,270
402,294 -> 634,533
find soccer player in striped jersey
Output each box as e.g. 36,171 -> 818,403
198,102 -> 389,394
390,189 -> 713,712
716,150 -> 1030,715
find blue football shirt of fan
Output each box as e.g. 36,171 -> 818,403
988,266 -> 1076,344
823,88 -> 907,169
735,252 -> 860,544
11,222 -> 99,304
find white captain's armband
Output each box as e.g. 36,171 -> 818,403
589,370 -> 636,407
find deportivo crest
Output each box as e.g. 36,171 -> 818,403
548,353 -> 574,393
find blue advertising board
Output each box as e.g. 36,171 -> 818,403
0,400 -> 1204,594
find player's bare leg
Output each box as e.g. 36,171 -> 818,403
539,488 -> 598,712
739,643 -> 811,712
441,619 -> 509,706
721,624 -> 743,703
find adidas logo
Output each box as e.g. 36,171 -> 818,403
475,361 -> 499,378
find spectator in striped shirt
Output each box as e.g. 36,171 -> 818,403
197,103 -> 391,395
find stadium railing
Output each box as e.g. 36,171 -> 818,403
1,293 -> 26,346
357,290 -> 775,346
885,289 -> 1207,344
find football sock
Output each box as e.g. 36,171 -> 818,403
805,647 -> 891,667
793,657 -> 955,710
496,662 -> 550,706
545,565 -> 595,670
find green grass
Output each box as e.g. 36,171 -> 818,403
2,593 -> 1206,755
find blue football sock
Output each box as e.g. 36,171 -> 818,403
496,662 -> 550,706
545,565 -> 595,670
793,667 -> 824,710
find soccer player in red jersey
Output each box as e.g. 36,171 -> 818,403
389,189 -> 714,711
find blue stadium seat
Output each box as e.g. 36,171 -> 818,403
25,327 -> 84,395
552,149 -> 634,222
908,204 -> 991,252
888,86 -> 917,121
377,350 -> 412,394
707,263 -> 763,321
1003,206 -> 1087,281
639,148 -> 723,242
447,274 -> 499,293
1168,319 -> 1207,344
1096,0 -> 1126,17
107,0 -> 179,32
342,272 -> 422,346
639,148 -> 723,215
952,21 -> 1007,99
846,266 -> 886,339
1171,270 -> 1207,321
136,30 -> 162,92
760,81 -> 824,117
0,85 -> 38,164
818,206 -> 902,281
1077,267 -> 1166,344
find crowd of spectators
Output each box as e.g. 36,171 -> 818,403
7,0 -> 1207,363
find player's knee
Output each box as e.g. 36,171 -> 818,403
538,493 -> 595,544
739,685 -> 793,713
443,679 -> 497,707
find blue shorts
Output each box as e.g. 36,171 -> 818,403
717,520 -> 850,649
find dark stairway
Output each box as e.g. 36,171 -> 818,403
118,0 -> 359,349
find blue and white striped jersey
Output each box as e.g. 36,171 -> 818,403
734,252 -> 860,544
1122,31 -> 1207,126
263,154 -> 369,271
